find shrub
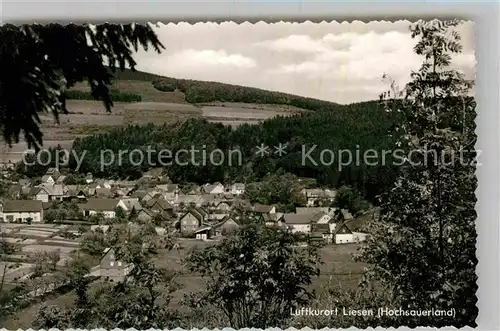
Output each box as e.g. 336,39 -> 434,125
154,83 -> 175,92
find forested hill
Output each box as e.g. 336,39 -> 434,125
108,67 -> 344,110
62,99 -> 400,201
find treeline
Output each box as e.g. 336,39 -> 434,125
68,100 -> 402,200
64,90 -> 142,102
152,77 -> 343,111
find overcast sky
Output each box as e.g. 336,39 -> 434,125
133,20 -> 475,104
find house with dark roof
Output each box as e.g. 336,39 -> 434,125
212,216 -> 240,236
145,198 -> 174,214
66,185 -> 88,201
252,204 -> 276,214
2,200 -> 44,223
41,175 -> 55,184
80,198 -> 120,219
179,208 -> 208,234
309,223 -> 331,243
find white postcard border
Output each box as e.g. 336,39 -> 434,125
0,1 -> 498,330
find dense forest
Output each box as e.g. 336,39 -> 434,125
63,100 -> 400,201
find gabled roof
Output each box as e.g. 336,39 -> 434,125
180,208 -> 206,222
251,204 -> 274,213
119,198 -> 142,211
35,183 -> 68,196
282,213 -> 316,225
196,207 -> 209,217
333,222 -> 353,235
146,198 -> 173,211
3,200 -> 43,212
130,190 -> 147,199
138,208 -> 154,216
81,198 -> 119,211
202,183 -> 224,193
216,200 -> 232,207
282,212 -> 326,225
155,184 -> 179,193
214,215 -> 240,228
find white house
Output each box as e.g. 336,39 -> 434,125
280,212 -> 332,234
80,198 -> 119,219
334,223 -> 356,244
230,183 -> 246,195
35,186 -> 50,202
2,200 -> 44,223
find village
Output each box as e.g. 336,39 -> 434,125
0,166 -> 370,292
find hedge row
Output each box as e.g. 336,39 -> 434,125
64,90 -> 142,102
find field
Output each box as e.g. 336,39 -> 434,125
0,223 -> 83,282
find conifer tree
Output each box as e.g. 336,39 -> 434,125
358,19 -> 477,327
0,23 -> 164,149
